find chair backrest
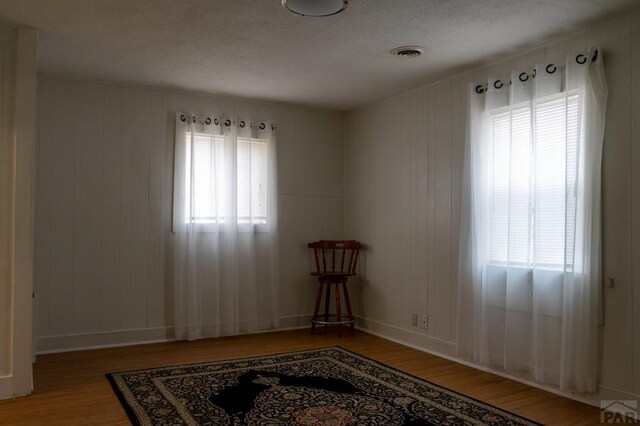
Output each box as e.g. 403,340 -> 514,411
308,240 -> 361,276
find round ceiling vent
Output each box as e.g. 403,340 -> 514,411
282,0 -> 348,17
390,46 -> 424,58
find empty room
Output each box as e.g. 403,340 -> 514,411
1,0 -> 640,424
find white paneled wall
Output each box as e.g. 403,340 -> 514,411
0,25 -> 16,382
0,24 -> 37,399
34,75 -> 345,351
346,12 -> 640,401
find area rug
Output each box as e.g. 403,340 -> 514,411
107,347 -> 540,425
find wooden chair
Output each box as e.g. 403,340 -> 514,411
308,240 -> 361,336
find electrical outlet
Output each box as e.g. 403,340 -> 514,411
421,314 -> 429,329
411,313 -> 418,327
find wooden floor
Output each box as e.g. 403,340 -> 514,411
0,329 -> 602,425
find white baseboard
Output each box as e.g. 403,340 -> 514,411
0,376 -> 12,400
36,326 -> 176,354
36,314 -> 316,355
355,315 -> 455,355
598,384 -> 640,403
0,374 -> 32,400
278,314 -> 314,329
354,315 -> 640,408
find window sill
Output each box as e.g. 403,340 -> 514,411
486,262 -> 571,273
172,222 -> 271,234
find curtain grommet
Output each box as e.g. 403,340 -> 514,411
259,123 -> 266,130
494,80 -> 503,89
192,116 -> 196,124
224,119 -> 231,127
546,64 -> 556,74
214,118 -> 219,125
475,85 -> 485,94
180,114 -> 186,122
205,117 -> 212,125
576,54 -> 587,65
519,72 -> 529,82
239,120 -> 246,128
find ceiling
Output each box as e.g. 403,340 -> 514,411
0,0 -> 637,110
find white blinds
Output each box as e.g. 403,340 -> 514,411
237,137 -> 268,223
487,91 -> 580,269
185,133 -> 225,222
184,132 -> 269,224
488,103 -> 531,265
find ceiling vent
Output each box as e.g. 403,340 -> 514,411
390,46 -> 424,58
282,0 -> 348,17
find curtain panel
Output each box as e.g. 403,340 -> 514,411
456,48 -> 607,393
173,114 -> 279,341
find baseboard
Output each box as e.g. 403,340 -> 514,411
354,315 -> 640,409
0,376 -> 12,400
598,384 -> 640,403
36,314 -> 316,355
278,314 -> 314,329
355,315 -> 455,355
36,327 -> 176,354
0,374 -> 32,400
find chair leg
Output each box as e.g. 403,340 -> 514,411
335,281 -> 342,337
311,281 -> 324,334
342,282 -> 355,333
324,282 -> 331,329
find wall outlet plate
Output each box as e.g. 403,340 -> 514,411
421,314 -> 429,329
411,313 -> 418,327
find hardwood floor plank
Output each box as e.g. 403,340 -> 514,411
0,329 -> 603,425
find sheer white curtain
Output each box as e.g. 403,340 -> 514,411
173,114 -> 279,341
457,48 -> 607,392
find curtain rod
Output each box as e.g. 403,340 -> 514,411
179,114 -> 276,130
474,49 -> 599,94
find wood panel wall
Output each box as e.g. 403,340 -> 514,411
34,75 -> 345,352
0,24 -> 17,382
0,24 -> 37,400
345,11 -> 640,401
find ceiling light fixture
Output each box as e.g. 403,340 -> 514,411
390,46 -> 424,58
282,0 -> 348,17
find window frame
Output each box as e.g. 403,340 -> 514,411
485,90 -> 580,272
176,130 -> 271,233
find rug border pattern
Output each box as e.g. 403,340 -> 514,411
106,345 -> 543,426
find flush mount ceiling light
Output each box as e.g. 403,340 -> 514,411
390,46 -> 424,58
282,0 -> 348,17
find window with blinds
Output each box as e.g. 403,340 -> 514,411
237,137 -> 268,224
184,132 -> 268,224
487,91 -> 579,269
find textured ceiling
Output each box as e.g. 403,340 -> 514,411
0,0 -> 637,110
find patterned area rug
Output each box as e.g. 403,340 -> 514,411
107,347 -> 540,425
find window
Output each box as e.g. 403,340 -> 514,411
184,132 -> 269,225
237,137 -> 268,223
487,91 -> 579,269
